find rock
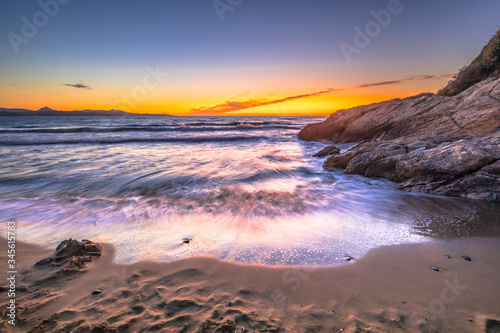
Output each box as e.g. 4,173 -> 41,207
313,145 -> 341,157
344,256 -> 354,262
298,33 -> 500,201
182,238 -> 191,244
35,239 -> 103,270
445,255 -> 451,259
92,289 -> 103,295
462,255 -> 472,261
486,319 -> 500,333
321,133 -> 500,201
431,266 -> 440,272
299,80 -> 499,144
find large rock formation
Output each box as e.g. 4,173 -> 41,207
298,77 -> 500,143
299,32 -> 500,201
322,134 -> 499,201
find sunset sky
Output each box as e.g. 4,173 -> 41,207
0,0 -> 499,116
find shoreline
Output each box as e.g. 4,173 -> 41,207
1,237 -> 500,332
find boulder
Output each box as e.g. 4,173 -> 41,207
35,239 -> 103,273
312,145 -> 341,157
322,134 -> 500,201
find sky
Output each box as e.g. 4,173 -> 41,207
0,0 -> 499,116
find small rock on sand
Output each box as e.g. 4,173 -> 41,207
92,289 -> 103,295
462,255 -> 472,261
431,266 -> 440,272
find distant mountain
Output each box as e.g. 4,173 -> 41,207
0,107 -> 174,117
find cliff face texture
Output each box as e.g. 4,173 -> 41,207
299,32 -> 500,201
438,29 -> 500,97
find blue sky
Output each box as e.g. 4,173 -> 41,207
0,0 -> 499,115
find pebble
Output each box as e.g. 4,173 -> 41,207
182,238 -> 191,244
431,266 -> 439,272
92,289 -> 103,295
445,255 -> 451,259
462,255 -> 472,261
344,256 -> 354,262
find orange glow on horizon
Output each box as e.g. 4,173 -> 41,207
0,78 -> 448,116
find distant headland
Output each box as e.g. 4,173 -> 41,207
0,107 -> 173,117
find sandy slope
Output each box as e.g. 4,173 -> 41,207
1,238 -> 500,332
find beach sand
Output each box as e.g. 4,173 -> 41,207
1,238 -> 500,332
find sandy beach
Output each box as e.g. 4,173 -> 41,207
1,237 -> 500,332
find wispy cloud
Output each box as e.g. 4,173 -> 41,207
190,88 -> 340,115
356,74 -> 453,89
63,83 -> 92,90
357,80 -> 402,88
190,74 -> 453,115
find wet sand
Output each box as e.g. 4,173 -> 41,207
1,238 -> 500,332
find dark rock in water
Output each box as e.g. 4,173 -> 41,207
445,255 -> 451,259
462,255 -> 472,261
431,266 -> 440,272
313,145 -> 341,157
344,256 -> 354,262
92,288 -> 103,295
320,134 -> 500,201
486,319 -> 500,333
182,238 -> 191,244
35,239 -> 103,270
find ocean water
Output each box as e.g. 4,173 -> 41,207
0,116 -> 499,265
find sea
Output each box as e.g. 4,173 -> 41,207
0,116 -> 499,265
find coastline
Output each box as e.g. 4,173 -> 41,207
1,237 -> 500,332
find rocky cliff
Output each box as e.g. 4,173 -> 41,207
299,32 -> 500,201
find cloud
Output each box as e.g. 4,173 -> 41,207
357,80 -> 402,88
189,74 -> 453,115
63,83 -> 92,90
190,88 -> 340,115
356,74 -> 453,89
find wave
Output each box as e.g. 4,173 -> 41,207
0,124 -> 301,134
0,135 -> 268,146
